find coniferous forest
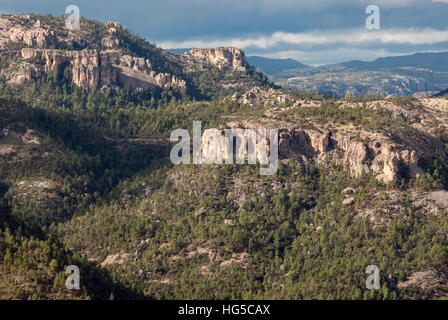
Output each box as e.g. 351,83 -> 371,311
1,13 -> 448,301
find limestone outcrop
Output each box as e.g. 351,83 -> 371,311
16,47 -> 186,90
1,17 -> 56,48
1,15 -> 261,93
278,127 -> 424,182
231,87 -> 299,106
200,119 -> 426,183
188,47 -> 249,72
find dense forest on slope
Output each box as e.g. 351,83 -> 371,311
1,14 -> 448,300
2,79 -> 448,299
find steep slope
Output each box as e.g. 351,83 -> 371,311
0,201 -> 145,299
0,97 -> 170,225
1,13 -> 448,301
0,14 -> 272,100
55,91 -> 448,299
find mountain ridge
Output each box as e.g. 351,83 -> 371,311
1,13 -> 448,300
0,14 -> 272,100
246,55 -> 309,73
342,51 -> 448,72
266,51 -> 448,97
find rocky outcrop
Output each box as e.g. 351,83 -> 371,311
2,18 -> 56,49
18,47 -> 186,90
7,62 -> 42,84
397,268 -> 448,297
188,47 -> 249,72
21,48 -> 105,87
0,14 -> 187,91
101,21 -> 122,48
277,128 -> 424,182
101,252 -> 131,267
231,87 -> 298,106
1,15 -> 263,94
114,54 -> 185,90
331,132 -> 423,182
200,119 -> 425,183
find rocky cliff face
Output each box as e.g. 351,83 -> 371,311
0,15 -> 56,49
11,46 -> 187,90
188,47 -> 250,72
1,15 -> 261,93
200,90 -> 448,183
200,119 -> 424,182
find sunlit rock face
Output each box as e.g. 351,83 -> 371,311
211,119 -> 427,183
16,47 -> 187,91
188,47 -> 250,72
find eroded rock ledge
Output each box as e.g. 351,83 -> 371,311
187,47 -> 250,72
15,47 -> 187,90
201,119 -> 425,183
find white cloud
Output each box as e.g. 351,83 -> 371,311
158,27 -> 448,49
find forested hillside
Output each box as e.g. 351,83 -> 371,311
1,14 -> 448,300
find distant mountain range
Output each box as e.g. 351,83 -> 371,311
167,48 -> 191,54
264,52 -> 448,97
246,56 -> 309,72
435,88 -> 448,97
168,48 -> 448,97
167,49 -> 309,72
342,52 -> 448,73
3,14 -> 448,301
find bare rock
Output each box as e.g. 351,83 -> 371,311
101,252 -> 131,267
205,118 -> 427,184
8,20 -> 56,48
15,47 -> 186,91
397,269 -> 448,296
195,207 -> 207,217
188,47 -> 249,72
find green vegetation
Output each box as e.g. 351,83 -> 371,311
55,162 -> 448,299
1,14 -> 447,300
1,72 -> 447,299
0,204 -> 145,299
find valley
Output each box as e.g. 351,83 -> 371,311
0,13 -> 448,300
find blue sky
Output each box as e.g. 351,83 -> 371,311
2,0 -> 448,65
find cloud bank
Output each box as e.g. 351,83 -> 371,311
159,27 -> 448,49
